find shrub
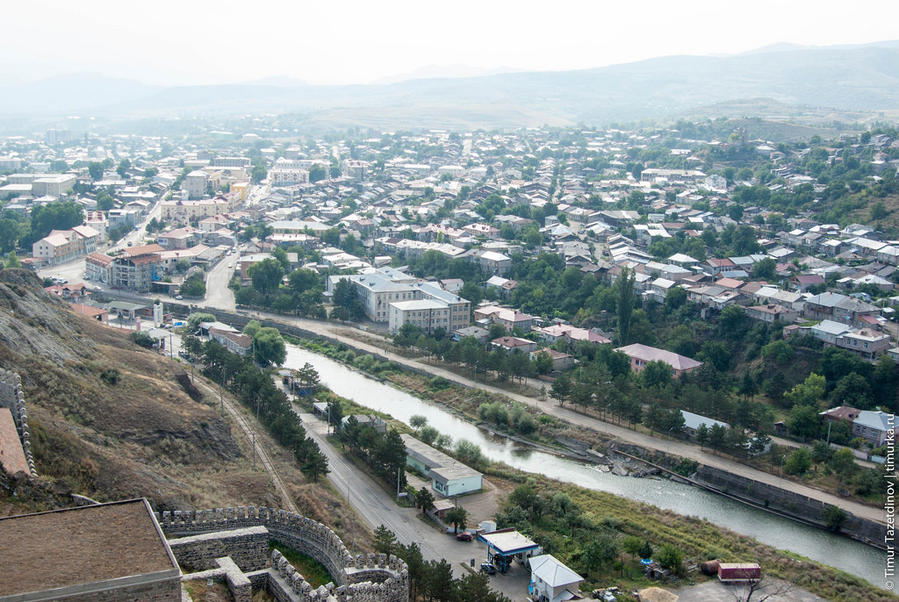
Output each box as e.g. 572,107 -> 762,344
100,368 -> 121,385
131,331 -> 155,349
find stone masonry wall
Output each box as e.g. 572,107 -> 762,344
167,526 -> 269,572
0,369 -> 36,475
156,506 -> 409,602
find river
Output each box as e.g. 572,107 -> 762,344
284,344 -> 887,588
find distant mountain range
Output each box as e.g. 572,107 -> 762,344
3,41 -> 898,130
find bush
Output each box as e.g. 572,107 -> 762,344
131,331 -> 155,349
657,543 -> 685,574
100,368 -> 121,385
180,274 -> 206,298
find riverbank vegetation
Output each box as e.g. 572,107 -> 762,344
494,475 -> 892,601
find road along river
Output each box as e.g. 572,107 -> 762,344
284,344 -> 887,588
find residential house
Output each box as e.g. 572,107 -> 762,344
452,326 -> 490,343
835,329 -> 892,361
491,336 -> 538,354
803,292 -> 880,327
792,274 -> 825,292
530,348 -> 574,371
485,275 -> 518,297
473,250 -> 512,276
852,410 -> 894,446
474,305 -> 535,331
746,304 -> 799,324
615,343 -> 702,378
533,324 -> 610,345
157,227 -> 200,250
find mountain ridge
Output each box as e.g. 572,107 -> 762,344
2,40 -> 898,129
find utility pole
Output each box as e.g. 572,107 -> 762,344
397,465 -> 401,499
252,433 -> 257,470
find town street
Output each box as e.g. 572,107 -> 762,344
296,411 -> 529,600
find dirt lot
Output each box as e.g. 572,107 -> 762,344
672,578 -> 826,601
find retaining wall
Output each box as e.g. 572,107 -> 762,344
694,465 -> 887,548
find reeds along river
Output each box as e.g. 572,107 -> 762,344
284,344 -> 887,588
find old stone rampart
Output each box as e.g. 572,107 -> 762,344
0,368 -> 36,475
157,506 -> 408,602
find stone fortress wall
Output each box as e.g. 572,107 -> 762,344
0,369 -> 36,475
157,506 -> 409,602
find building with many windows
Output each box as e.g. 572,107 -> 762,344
388,299 -> 450,334
329,267 -> 470,331
31,226 -> 99,265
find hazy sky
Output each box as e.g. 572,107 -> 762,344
4,0 -> 898,86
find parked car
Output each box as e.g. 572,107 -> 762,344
175,295 -> 183,300
480,563 -> 496,575
456,532 -> 473,542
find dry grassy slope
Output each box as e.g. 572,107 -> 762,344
0,269 -> 241,510
0,270 -> 375,553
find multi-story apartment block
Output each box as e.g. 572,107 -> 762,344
31,226 -> 98,265
160,198 -> 229,221
182,170 -> 208,200
109,245 -> 164,292
328,267 -> 470,331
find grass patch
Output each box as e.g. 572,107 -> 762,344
184,578 -> 231,602
269,541 -> 333,587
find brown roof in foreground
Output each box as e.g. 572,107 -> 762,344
0,499 -> 177,596
0,408 -> 29,475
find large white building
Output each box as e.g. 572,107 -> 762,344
328,267 -> 470,331
31,174 -> 76,196
388,299 -> 450,334
183,170 -> 208,200
160,198 -> 230,221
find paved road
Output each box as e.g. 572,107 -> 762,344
299,411 -> 529,599
204,248 -> 237,310
233,309 -> 885,525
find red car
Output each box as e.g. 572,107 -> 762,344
456,531 -> 473,541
